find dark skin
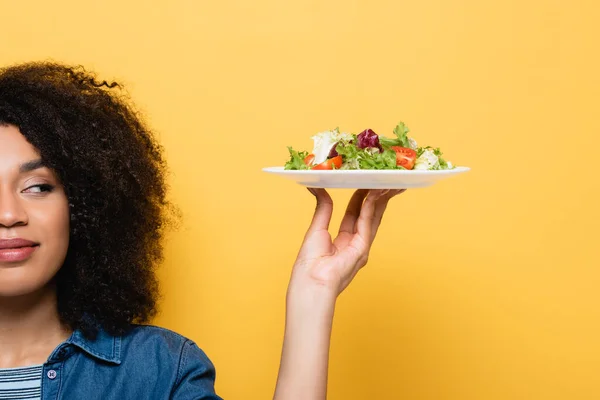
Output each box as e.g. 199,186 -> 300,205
0,62 -> 406,398
0,129 -> 404,396
275,187 -> 405,399
0,125 -> 71,367
0,62 -> 167,339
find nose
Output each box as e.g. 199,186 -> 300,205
0,187 -> 28,228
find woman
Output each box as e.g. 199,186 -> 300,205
0,62 -> 404,399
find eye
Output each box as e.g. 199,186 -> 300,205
23,184 -> 55,194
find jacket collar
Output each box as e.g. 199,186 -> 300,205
67,328 -> 122,365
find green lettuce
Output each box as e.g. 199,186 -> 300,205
335,142 -> 401,170
284,146 -> 310,170
379,121 -> 411,148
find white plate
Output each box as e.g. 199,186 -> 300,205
262,166 -> 470,189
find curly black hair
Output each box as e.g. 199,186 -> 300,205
0,61 -> 176,338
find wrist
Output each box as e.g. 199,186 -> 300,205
286,279 -> 337,311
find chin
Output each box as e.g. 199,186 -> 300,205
0,268 -> 56,298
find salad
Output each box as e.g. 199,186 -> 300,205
284,122 -> 454,171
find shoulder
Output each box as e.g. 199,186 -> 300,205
120,324 -> 216,374
122,324 -> 192,349
119,325 -> 219,398
67,325 -> 220,398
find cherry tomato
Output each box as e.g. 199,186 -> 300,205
391,146 -> 417,170
312,155 -> 343,170
304,154 -> 315,166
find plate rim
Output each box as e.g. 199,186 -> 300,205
262,166 -> 470,174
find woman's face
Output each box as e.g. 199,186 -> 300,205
0,125 -> 70,297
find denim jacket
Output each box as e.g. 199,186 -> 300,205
39,325 -> 222,399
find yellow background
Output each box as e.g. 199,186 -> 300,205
2,0 -> 599,398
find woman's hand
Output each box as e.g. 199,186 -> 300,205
275,188 -> 405,400
289,188 -> 406,297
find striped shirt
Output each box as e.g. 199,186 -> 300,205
0,365 -> 42,400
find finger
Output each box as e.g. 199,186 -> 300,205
370,189 -> 406,243
338,189 -> 369,235
306,187 -> 334,234
353,189 -> 386,246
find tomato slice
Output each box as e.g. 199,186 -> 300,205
391,146 -> 417,170
312,155 -> 343,170
304,154 -> 315,166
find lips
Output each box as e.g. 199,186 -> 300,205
0,239 -> 39,263
0,238 -> 38,249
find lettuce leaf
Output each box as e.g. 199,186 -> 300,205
284,147 -> 310,170
336,142 -> 401,170
379,121 -> 411,148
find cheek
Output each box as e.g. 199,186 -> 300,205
45,198 -> 71,259
30,196 -> 70,268
0,195 -> 71,297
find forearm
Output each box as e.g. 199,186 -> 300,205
274,285 -> 337,400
